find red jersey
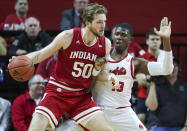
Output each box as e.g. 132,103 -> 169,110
0,13 -> 30,30
51,28 -> 106,90
12,91 -> 36,131
36,56 -> 56,81
127,42 -> 145,57
137,51 -> 157,98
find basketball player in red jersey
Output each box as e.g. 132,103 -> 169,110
11,3 -> 115,131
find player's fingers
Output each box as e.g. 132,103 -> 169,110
9,56 -> 16,62
169,21 -> 171,27
160,18 -> 164,27
165,17 -> 168,25
163,17 -> 166,26
154,28 -> 159,34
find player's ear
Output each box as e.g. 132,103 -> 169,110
85,21 -> 90,27
146,39 -> 149,46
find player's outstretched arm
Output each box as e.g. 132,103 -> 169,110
26,29 -> 73,64
154,17 -> 171,51
134,17 -> 173,76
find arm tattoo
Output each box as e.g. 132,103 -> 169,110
32,54 -> 40,64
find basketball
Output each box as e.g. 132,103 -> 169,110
8,56 -> 35,82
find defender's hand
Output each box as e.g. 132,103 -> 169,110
154,17 -> 171,38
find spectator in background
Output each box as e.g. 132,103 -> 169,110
135,28 -> 163,124
60,0 -> 89,30
0,36 -> 7,56
0,0 -> 30,31
12,75 -> 45,131
145,58 -> 187,131
8,17 -> 51,56
36,52 -> 58,82
110,24 -> 145,57
0,97 -> 11,131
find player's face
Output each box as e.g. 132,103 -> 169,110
89,14 -> 106,37
15,0 -> 28,14
146,35 -> 161,51
113,27 -> 131,51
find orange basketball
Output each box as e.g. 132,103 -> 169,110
8,55 -> 35,82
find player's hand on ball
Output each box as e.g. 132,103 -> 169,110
8,56 -> 16,67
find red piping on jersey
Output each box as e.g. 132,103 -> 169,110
130,58 -> 135,79
108,53 -> 128,63
36,108 -> 56,128
79,124 -> 89,131
116,106 -> 131,109
74,109 -> 101,122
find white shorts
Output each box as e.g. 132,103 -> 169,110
56,119 -> 85,131
103,107 -> 147,131
56,107 -> 147,131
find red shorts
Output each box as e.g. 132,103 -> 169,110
35,81 -> 101,129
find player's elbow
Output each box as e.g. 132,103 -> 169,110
163,63 -> 174,75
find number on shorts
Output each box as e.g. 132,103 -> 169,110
112,81 -> 124,92
72,62 -> 93,78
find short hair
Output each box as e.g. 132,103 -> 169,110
28,74 -> 42,85
82,3 -> 107,26
25,17 -> 40,27
145,28 -> 157,39
114,23 -> 134,36
15,0 -> 28,3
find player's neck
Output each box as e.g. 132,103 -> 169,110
16,12 -> 26,18
110,48 -> 128,60
82,28 -> 97,46
148,48 -> 160,58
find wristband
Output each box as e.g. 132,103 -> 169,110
92,68 -> 101,76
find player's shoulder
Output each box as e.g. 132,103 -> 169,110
105,37 -> 111,43
6,13 -> 16,18
58,29 -> 74,38
62,8 -> 73,15
104,37 -> 111,46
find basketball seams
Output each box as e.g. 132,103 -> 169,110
8,64 -> 30,70
11,66 -> 34,81
13,64 -> 34,78
8,56 -> 35,82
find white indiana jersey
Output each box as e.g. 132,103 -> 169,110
92,53 -> 134,108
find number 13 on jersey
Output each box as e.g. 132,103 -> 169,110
112,81 -> 124,92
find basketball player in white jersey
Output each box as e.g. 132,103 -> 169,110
59,17 -> 173,131
91,17 -> 173,131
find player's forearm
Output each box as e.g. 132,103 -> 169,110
145,82 -> 158,111
162,37 -> 171,52
147,50 -> 173,76
97,70 -> 110,81
26,51 -> 42,64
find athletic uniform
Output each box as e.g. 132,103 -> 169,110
92,54 -> 147,131
34,28 -> 106,129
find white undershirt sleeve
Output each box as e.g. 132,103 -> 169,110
147,50 -> 174,76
